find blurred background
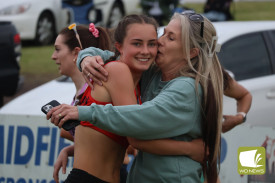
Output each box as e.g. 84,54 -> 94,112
1,0 -> 275,106
1,1 -> 275,182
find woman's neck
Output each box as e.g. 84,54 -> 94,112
161,70 -> 178,81
131,71 -> 142,87
132,72 -> 142,104
160,61 -> 186,81
71,72 -> 86,96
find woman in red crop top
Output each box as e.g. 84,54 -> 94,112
50,15 -> 158,183
51,23 -> 111,142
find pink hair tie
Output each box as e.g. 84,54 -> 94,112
89,23 -> 99,38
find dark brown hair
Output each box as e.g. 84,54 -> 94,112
108,14 -> 158,61
222,67 -> 232,91
59,25 -> 111,51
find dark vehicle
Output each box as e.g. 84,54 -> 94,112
62,0 -> 95,25
203,0 -> 234,22
62,0 -> 141,28
140,0 -> 185,26
0,21 -> 21,107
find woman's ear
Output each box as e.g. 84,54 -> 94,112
72,47 -> 81,57
73,47 -> 81,63
73,47 -> 81,55
115,42 -> 122,55
190,48 -> 199,59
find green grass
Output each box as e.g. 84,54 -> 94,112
184,1 -> 275,21
232,2 -> 275,20
21,45 -> 58,75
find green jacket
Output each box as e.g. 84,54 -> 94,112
77,47 -> 203,182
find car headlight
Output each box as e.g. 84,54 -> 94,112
0,3 -> 31,15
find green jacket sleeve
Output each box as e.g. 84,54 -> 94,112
77,47 -> 114,71
77,77 -> 202,140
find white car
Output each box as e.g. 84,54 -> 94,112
213,21 -> 275,183
0,0 -> 70,45
1,21 -> 275,182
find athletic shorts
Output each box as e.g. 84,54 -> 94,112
65,168 -> 109,183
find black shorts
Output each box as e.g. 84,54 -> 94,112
65,168 -> 109,183
120,164 -> 128,183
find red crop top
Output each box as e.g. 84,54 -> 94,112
78,61 -> 142,148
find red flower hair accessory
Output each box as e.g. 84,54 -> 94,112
89,23 -> 99,38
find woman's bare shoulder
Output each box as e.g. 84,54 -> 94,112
104,61 -> 131,78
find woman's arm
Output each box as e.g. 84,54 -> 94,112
77,47 -> 114,71
77,47 -> 114,88
47,61 -> 138,127
75,78 -> 202,139
223,79 -> 252,133
60,129 -> 74,142
128,138 -> 205,163
49,78 -> 202,139
53,145 -> 74,183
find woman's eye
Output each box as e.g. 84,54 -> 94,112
169,36 -> 174,41
149,42 -> 157,47
133,42 -> 141,46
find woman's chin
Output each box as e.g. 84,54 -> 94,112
155,56 -> 163,65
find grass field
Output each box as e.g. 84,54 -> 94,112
184,1 -> 275,20
21,45 -> 58,75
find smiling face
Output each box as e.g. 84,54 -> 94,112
51,34 -> 77,77
117,23 -> 158,74
156,18 -> 186,74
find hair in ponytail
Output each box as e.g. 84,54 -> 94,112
59,24 -> 111,52
172,13 -> 224,183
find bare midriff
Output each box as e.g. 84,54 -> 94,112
74,125 -> 126,183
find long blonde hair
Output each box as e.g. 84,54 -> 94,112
172,13 -> 223,183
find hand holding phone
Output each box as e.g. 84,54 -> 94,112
41,100 -> 80,131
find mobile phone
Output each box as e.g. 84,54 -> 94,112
41,100 -> 80,131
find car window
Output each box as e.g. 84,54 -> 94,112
218,32 -> 272,81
